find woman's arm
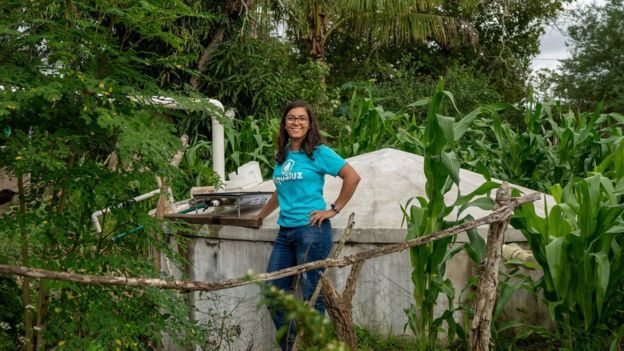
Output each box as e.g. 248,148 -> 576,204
309,163 -> 361,225
256,191 -> 279,224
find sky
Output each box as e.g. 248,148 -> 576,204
531,0 -> 606,72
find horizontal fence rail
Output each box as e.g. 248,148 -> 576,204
0,192 -> 541,292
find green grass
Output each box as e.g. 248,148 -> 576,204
356,326 -> 419,351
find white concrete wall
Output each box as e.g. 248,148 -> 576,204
165,225 -> 547,351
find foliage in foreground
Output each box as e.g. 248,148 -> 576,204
259,283 -> 347,351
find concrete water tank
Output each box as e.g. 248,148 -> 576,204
166,148 -> 552,350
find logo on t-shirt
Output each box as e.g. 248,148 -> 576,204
282,159 -> 295,174
275,158 -> 303,184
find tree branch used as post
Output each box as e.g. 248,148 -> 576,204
18,174 -> 33,351
0,191 -> 539,294
469,182 -> 512,351
320,260 -> 364,350
293,213 -> 358,351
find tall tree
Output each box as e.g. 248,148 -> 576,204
0,1 -> 227,349
273,0 -> 475,62
556,0 -> 624,112
261,0 -> 476,102
323,0 -> 567,105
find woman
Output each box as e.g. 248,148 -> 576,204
256,100 -> 360,350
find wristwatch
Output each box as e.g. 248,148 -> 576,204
330,203 -> 340,214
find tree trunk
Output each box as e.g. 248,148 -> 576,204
18,175 -> 33,351
189,0 -> 255,90
469,182 -> 511,351
320,261 -> 364,350
307,1 -> 329,104
35,280 -> 47,351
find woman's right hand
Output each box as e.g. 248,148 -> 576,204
255,214 -> 264,225
308,209 -> 336,226
255,191 -> 278,226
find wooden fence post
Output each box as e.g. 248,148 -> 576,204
469,182 -> 512,351
292,213 -> 359,351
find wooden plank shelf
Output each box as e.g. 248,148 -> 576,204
164,207 -> 263,228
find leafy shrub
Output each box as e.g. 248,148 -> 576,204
259,283 -> 347,351
202,37 -> 327,119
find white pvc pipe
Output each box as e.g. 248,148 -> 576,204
91,189 -> 161,233
82,95 -> 227,231
130,96 -> 227,185
210,99 -> 226,183
502,243 -> 535,263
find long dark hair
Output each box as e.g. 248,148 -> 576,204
275,100 -> 323,164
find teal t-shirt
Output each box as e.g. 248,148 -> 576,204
273,144 -> 346,227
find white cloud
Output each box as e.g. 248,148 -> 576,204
531,0 -> 607,72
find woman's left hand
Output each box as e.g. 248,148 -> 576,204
309,210 -> 337,226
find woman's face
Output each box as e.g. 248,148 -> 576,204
285,106 -> 310,141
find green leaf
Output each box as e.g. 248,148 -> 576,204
591,252 -> 610,318
458,197 -> 494,214
452,181 -> 500,208
546,206 -> 572,238
453,106 -> 481,141
465,228 -> 485,264
436,114 -> 455,147
494,281 -> 523,321
440,151 -> 460,186
406,206 -> 427,240
550,184 -> 563,204
545,237 -> 565,294
609,324 -> 624,351
408,97 -> 430,107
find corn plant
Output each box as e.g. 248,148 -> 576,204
467,100 -> 624,193
402,81 -> 500,350
511,174 -> 624,350
224,115 -> 280,177
334,81 -> 423,158
543,104 -> 624,187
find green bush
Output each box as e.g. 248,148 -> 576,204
202,37 -> 327,119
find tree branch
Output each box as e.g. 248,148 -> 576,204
0,192 -> 540,293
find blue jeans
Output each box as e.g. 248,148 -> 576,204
266,220 -> 332,351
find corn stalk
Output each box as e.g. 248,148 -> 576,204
403,81 -> 500,350
512,174 -> 624,350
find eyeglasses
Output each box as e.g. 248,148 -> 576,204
285,115 -> 309,124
